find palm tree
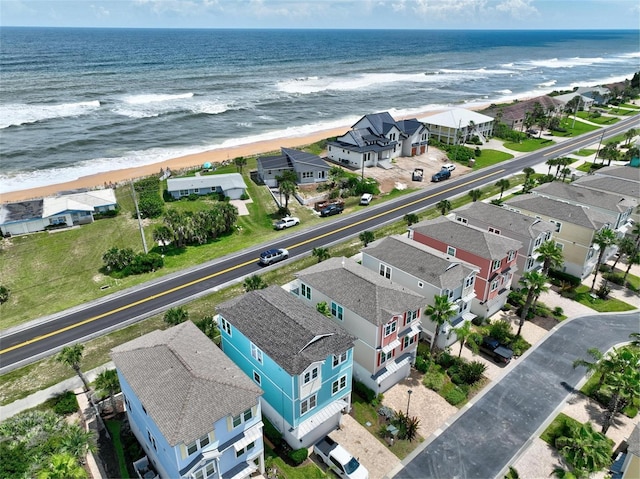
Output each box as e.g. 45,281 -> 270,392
94,369 -> 121,413
590,228 -> 617,292
504,466 -> 520,479
164,306 -> 189,325
312,247 -> 330,263
573,347 -> 610,390
425,294 -> 456,353
359,230 -> 375,247
517,271 -> 549,336
561,167 -> 571,182
522,167 -> 535,183
234,156 -> 247,173
555,421 -> 612,477
56,345 -> 90,392
631,220 -> 640,248
37,452 -> 87,479
243,274 -> 267,291
60,424 -> 97,459
551,467 -> 579,479
436,199 -> 451,216
546,158 -> 558,176
275,170 -> 297,213
624,128 -> 637,146
152,225 -> 173,252
611,236 -> 637,272
623,251 -> 640,282
404,213 -> 419,226
535,240 -> 564,274
495,179 -> 510,200
453,321 -> 479,358
468,189 -> 482,202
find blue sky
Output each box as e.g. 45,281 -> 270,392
2,0 -> 639,30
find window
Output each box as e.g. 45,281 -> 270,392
332,375 -> 347,395
403,335 -> 416,349
300,394 -> 317,415
232,408 -> 253,428
526,257 -> 535,270
379,350 -> 392,365
250,342 -> 263,363
447,246 -> 456,256
555,242 -> 564,251
550,220 -> 562,233
407,310 -> 418,322
379,264 -> 391,279
147,430 -> 157,451
303,366 -> 319,384
464,275 -> 474,288
488,227 -> 500,235
236,441 -> 255,458
333,351 -> 347,367
301,283 -> 311,300
179,189 -> 189,196
220,317 -> 231,336
455,216 -> 468,224
418,281 -> 424,288
253,371 -> 261,385
194,188 -> 199,194
331,302 -> 344,320
194,462 -> 216,479
492,259 -> 501,271
302,171 -> 313,179
534,236 -> 542,247
490,280 -> 499,292
187,433 -> 211,455
384,320 -> 397,337
507,250 -> 516,262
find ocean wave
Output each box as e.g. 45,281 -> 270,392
276,68 -> 515,95
0,100 -> 101,129
525,57 -> 611,69
495,89 -> 513,95
122,92 -> 195,104
537,80 -> 557,88
112,94 -> 230,118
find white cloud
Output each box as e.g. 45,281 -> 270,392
392,0 -> 407,12
91,4 -> 111,18
495,0 -> 538,18
412,0 -> 488,19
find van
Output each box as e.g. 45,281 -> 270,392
359,193 -> 373,205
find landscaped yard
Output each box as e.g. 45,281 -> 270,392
548,117 -> 600,137
472,149 -> 514,169
563,285 -> 636,313
503,137 -> 555,152
576,111 -> 620,125
573,148 -> 597,157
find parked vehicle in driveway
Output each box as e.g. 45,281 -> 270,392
479,336 -> 513,364
314,436 -> 369,479
359,193 -> 373,205
441,163 -> 456,172
273,216 -> 300,230
431,169 -> 451,182
320,204 -> 344,217
259,248 -> 289,265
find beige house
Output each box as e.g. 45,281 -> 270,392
505,195 -> 611,279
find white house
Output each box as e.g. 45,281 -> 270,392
166,173 -> 247,200
420,108 -> 494,145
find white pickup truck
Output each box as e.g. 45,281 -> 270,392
314,436 -> 369,479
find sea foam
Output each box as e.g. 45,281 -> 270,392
0,100 -> 101,129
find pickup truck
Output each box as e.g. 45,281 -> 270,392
431,169 -> 451,182
479,336 -> 514,364
314,436 -> 369,479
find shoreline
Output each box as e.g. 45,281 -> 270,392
0,100 -> 523,204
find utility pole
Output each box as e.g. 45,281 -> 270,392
594,130 -> 606,165
130,180 -> 149,254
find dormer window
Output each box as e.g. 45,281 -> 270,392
492,259 -> 502,271
384,320 -> 398,337
303,366 -> 319,384
488,227 -> 500,235
507,250 -> 516,262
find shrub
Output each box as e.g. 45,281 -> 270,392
459,361 -> 487,385
552,306 -> 564,317
509,336 -> 531,357
596,284 -> 611,299
423,367 -> 446,392
603,272 -> 624,285
417,342 -> 431,360
475,147 -> 482,157
436,351 -> 461,369
443,383 -> 467,406
137,194 -> 165,218
263,417 -> 283,448
548,269 -> 581,287
52,391 -> 79,415
371,393 -> 384,408
288,448 -> 308,466
240,192 -> 250,200
187,193 -> 199,201
127,252 -> 164,275
414,356 -> 430,373
353,380 -> 376,403
472,316 -> 485,326
487,320 -> 513,344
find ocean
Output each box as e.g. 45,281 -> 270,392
0,28 -> 638,194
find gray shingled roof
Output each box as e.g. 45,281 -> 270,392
594,165 -> 640,182
362,235 -> 478,291
410,216 -> 522,260
573,176 -> 639,203
0,199 -> 44,224
505,195 -> 610,229
395,119 -> 424,137
215,286 -> 355,376
356,112 -> 397,136
532,182 -> 634,213
256,153 -> 290,170
453,201 -> 556,238
296,256 -> 427,326
110,321 -> 262,447
281,148 -> 330,171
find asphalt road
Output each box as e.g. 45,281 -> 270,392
391,311 -> 639,479
1,114 -> 638,373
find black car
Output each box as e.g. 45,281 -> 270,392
320,204 -> 344,217
431,169 -> 451,182
479,336 -> 513,364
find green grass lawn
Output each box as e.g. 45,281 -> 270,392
264,445 -> 327,479
540,412 -> 582,445
574,149 -> 597,157
471,149 -> 514,169
575,111 -> 620,125
549,118 -> 600,137
503,137 -> 555,152
567,285 -> 636,313
618,103 -> 640,110
623,272 -> 640,292
105,419 -> 130,479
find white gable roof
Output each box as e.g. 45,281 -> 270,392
60,189 -> 117,208
43,197 -> 94,217
420,108 -> 494,128
167,173 -> 247,191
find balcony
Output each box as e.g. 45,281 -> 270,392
133,456 -> 159,479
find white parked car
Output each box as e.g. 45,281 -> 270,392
274,216 -> 300,230
442,163 -> 456,172
359,193 -> 373,205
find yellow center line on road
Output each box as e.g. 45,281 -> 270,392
1,168 -> 503,356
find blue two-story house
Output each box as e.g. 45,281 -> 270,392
111,321 -> 265,479
215,285 -> 356,449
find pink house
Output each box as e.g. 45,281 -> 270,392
408,216 -> 522,318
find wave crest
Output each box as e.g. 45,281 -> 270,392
0,100 -> 101,129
